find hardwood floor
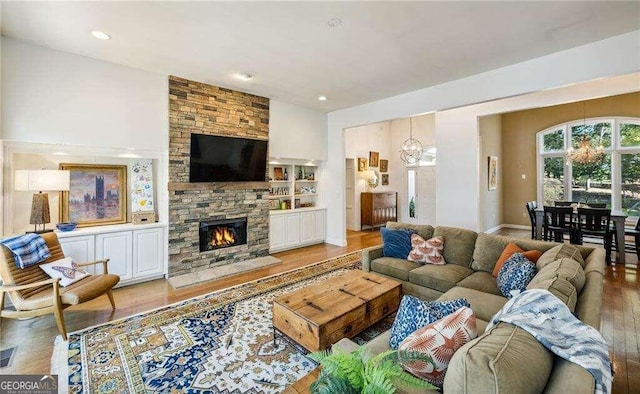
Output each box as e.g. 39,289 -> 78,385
0,228 -> 637,393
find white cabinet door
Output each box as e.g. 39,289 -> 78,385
300,211 -> 315,243
133,227 -> 164,277
313,209 -> 326,242
59,235 -> 95,272
269,214 -> 286,251
96,231 -> 133,281
285,213 -> 300,246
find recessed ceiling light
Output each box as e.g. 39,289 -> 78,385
327,18 -> 342,27
91,31 -> 111,40
318,96 -> 327,101
235,73 -> 252,81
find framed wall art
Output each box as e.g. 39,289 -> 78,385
381,173 -> 389,185
488,156 -> 498,191
59,163 -> 128,227
273,167 -> 284,180
369,151 -> 379,167
379,159 -> 388,172
357,157 -> 368,172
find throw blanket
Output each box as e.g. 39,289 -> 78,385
487,289 -> 612,394
0,233 -> 51,269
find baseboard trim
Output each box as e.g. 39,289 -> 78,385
501,224 -> 531,230
325,237 -> 347,247
484,225 -> 503,234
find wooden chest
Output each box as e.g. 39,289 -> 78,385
273,270 -> 401,352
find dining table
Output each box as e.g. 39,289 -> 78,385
534,207 -> 628,263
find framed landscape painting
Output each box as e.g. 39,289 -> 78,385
59,163 -> 128,227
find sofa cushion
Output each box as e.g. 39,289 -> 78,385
527,277 -> 578,312
437,286 -> 507,322
471,233 -> 564,272
407,234 -> 446,265
399,306 -> 477,387
386,221 -> 434,240
536,243 -> 585,270
389,295 -> 470,350
496,253 -> 537,298
370,257 -> 421,281
529,257 -> 586,293
432,226 -> 477,267
457,271 -> 501,296
443,322 -> 554,394
381,227 -> 414,259
409,264 -> 474,293
492,243 -> 542,277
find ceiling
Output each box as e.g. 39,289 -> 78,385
2,1 -> 639,112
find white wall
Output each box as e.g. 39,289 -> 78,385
344,121 -> 397,230
479,115 -> 502,231
324,30 -> 640,245
269,100 -> 327,161
1,38 -> 169,150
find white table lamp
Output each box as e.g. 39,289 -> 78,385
15,169 -> 70,233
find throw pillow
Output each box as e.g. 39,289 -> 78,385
496,253 -> 537,298
492,243 -> 542,277
407,234 -> 446,265
399,306 -> 478,387
381,227 -> 414,259
388,295 -> 470,349
40,257 -> 90,287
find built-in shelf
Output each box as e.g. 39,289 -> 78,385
268,160 -> 320,211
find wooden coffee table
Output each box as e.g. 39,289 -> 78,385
273,269 -> 401,352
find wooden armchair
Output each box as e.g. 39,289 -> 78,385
0,232 -> 120,340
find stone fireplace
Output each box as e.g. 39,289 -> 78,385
199,217 -> 248,252
167,76 -> 270,279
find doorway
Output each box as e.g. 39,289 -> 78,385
406,166 -> 436,224
345,158 -> 355,230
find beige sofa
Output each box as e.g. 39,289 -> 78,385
334,222 -> 606,393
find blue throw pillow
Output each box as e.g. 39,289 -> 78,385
497,253 -> 537,299
381,228 -> 414,259
388,295 -> 470,349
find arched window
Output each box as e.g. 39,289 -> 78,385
537,117 -> 640,217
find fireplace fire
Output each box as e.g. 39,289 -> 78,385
199,217 -> 247,252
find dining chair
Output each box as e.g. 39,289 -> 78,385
554,201 -> 576,207
525,201 -> 537,239
543,206 -> 576,243
585,203 -> 607,208
576,208 -> 612,263
610,216 -> 640,262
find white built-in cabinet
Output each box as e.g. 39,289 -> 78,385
57,222 -> 166,286
269,208 -> 325,253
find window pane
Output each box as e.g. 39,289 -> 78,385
572,122 -> 611,148
543,157 -> 564,206
621,152 -> 640,217
543,129 -> 564,151
408,170 -> 416,218
571,154 -> 611,207
620,123 -> 640,147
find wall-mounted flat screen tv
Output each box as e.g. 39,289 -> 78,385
189,133 -> 268,182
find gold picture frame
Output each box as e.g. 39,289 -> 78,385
369,151 -> 379,167
381,173 -> 389,185
357,157 -> 368,172
379,159 -> 388,172
59,163 -> 128,227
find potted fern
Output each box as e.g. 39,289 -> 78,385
308,347 -> 436,394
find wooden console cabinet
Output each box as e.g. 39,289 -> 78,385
360,192 -> 397,230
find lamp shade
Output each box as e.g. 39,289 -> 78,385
15,170 -> 70,192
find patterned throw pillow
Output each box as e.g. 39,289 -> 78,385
492,242 -> 542,277
399,306 -> 478,387
388,295 -> 470,349
407,234 -> 446,265
381,227 -> 415,259
497,253 -> 537,298
40,257 -> 90,287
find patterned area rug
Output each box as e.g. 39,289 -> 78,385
61,251 -> 391,393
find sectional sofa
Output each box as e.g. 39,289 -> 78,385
334,222 -> 606,393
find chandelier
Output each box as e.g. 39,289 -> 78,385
565,136 -> 604,165
400,117 -> 423,164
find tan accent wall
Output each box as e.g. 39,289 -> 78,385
502,92 -> 640,226
479,114 -> 503,231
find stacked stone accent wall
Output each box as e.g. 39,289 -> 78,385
168,76 -> 270,277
